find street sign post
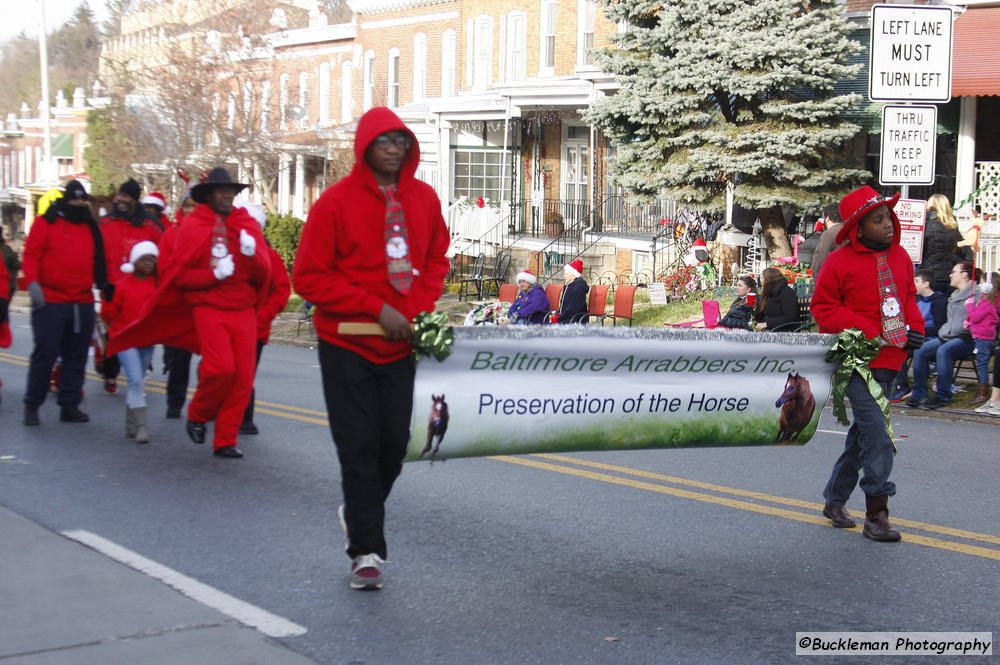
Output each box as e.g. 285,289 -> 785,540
879,104 -> 937,186
869,4 -> 954,103
894,198 -> 927,264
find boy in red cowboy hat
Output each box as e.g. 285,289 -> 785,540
810,185 -> 925,542
108,167 -> 270,459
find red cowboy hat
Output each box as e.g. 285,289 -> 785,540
836,185 -> 900,245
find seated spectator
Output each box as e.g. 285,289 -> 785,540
719,275 -> 756,329
907,261 -> 975,409
966,270 -> 1000,407
555,259 -> 589,324
508,270 -> 550,325
891,269 -> 948,402
753,267 -> 799,331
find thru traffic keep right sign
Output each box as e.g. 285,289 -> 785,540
879,105 -> 937,186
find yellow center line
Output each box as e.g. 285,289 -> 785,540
534,453 -> 1000,547
4,350 -> 997,559
492,456 -> 1000,562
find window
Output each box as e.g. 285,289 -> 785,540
413,33 -> 427,100
578,0 -> 596,67
441,29 -> 456,97
242,81 -> 253,125
362,50 -> 375,111
318,62 -> 330,126
473,15 -> 492,91
341,61 -> 353,121
453,150 -> 505,201
227,92 -> 236,131
211,93 -> 221,143
298,71 -> 309,128
540,0 -> 556,75
261,80 -> 271,132
388,48 -> 400,108
505,11 -> 527,82
279,73 -> 290,130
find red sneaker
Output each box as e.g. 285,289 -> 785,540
104,379 -> 118,395
349,553 -> 384,590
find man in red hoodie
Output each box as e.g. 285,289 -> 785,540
293,107 -> 450,590
810,185 -> 925,542
21,180 -> 107,425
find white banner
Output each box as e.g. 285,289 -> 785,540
407,328 -> 837,462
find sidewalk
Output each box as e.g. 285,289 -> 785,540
0,506 -> 318,665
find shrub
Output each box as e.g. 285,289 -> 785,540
265,212 -> 304,274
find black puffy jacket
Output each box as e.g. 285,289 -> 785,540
919,212 -> 962,285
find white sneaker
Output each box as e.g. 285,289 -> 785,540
974,400 -> 997,414
987,402 -> 1000,416
349,553 -> 385,590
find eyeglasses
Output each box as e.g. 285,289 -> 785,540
373,134 -> 412,151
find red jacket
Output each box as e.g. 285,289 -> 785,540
293,107 -> 450,363
100,212 -> 162,285
257,246 -> 291,343
106,205 -> 270,356
103,273 -> 157,338
157,224 -> 180,278
173,204 -> 270,310
22,214 -> 97,304
0,258 -> 8,348
811,209 -> 924,371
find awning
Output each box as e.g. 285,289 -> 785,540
51,133 -> 74,158
953,7 -> 1000,97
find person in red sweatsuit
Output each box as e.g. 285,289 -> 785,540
98,178 -> 163,395
104,240 -> 159,443
159,191 -> 198,419
111,168 -> 270,458
238,204 -> 291,435
293,107 -> 450,590
22,180 -> 108,425
811,185 -> 925,542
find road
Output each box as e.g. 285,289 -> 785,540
1,311 -> 998,665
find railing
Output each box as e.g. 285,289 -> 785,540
592,194 -> 679,237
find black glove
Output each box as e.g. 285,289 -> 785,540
100,283 -> 116,302
904,329 -> 926,350
0,297 -> 8,325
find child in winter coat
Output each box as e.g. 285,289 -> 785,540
104,241 -> 159,442
965,271 -> 1000,407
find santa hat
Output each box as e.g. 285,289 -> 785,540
564,258 -> 583,279
691,238 -> 707,249
121,240 -> 159,274
516,270 -> 537,285
241,203 -> 267,229
141,192 -> 166,210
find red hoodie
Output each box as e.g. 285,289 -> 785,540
257,245 -> 291,343
22,214 -> 97,304
103,273 -> 157,338
100,212 -> 162,285
292,107 -> 450,363
810,205 -> 924,371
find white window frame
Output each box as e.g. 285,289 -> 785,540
472,14 -> 493,91
539,0 -> 556,76
261,80 -> 271,132
341,61 -> 353,122
441,29 -> 457,97
577,0 -> 596,68
298,71 -> 309,128
318,62 -> 330,126
413,33 -> 427,101
504,11 -> 527,83
388,47 -> 400,108
279,73 -> 290,130
362,50 -> 375,112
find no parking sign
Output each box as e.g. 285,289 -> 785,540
895,198 -> 927,264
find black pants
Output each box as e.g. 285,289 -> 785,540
318,340 -> 415,560
102,352 -> 120,381
164,345 -> 193,411
24,302 -> 94,409
242,340 -> 265,425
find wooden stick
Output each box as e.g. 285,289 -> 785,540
337,322 -> 386,336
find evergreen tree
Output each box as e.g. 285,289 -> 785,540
584,0 -> 869,256
49,3 -> 102,94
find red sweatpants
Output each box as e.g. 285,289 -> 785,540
188,306 -> 257,448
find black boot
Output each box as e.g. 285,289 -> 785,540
822,503 -> 857,528
863,495 -> 901,542
24,407 -> 40,426
185,420 -> 207,444
59,406 -> 90,423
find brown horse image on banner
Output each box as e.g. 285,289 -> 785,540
774,373 -> 816,443
420,394 -> 449,462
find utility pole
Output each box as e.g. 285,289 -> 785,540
38,0 -> 55,184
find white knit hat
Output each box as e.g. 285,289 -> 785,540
516,270 -> 537,284
121,240 -> 159,274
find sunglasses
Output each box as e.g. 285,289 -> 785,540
373,134 -> 412,151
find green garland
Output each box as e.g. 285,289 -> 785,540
412,311 -> 454,362
825,329 -> 895,449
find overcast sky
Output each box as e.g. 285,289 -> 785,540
2,0 -> 108,41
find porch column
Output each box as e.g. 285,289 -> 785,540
278,152 -> 292,214
955,96 -> 977,206
293,154 -> 305,218
253,162 -> 263,205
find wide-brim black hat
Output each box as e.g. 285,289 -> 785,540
190,167 -> 249,203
